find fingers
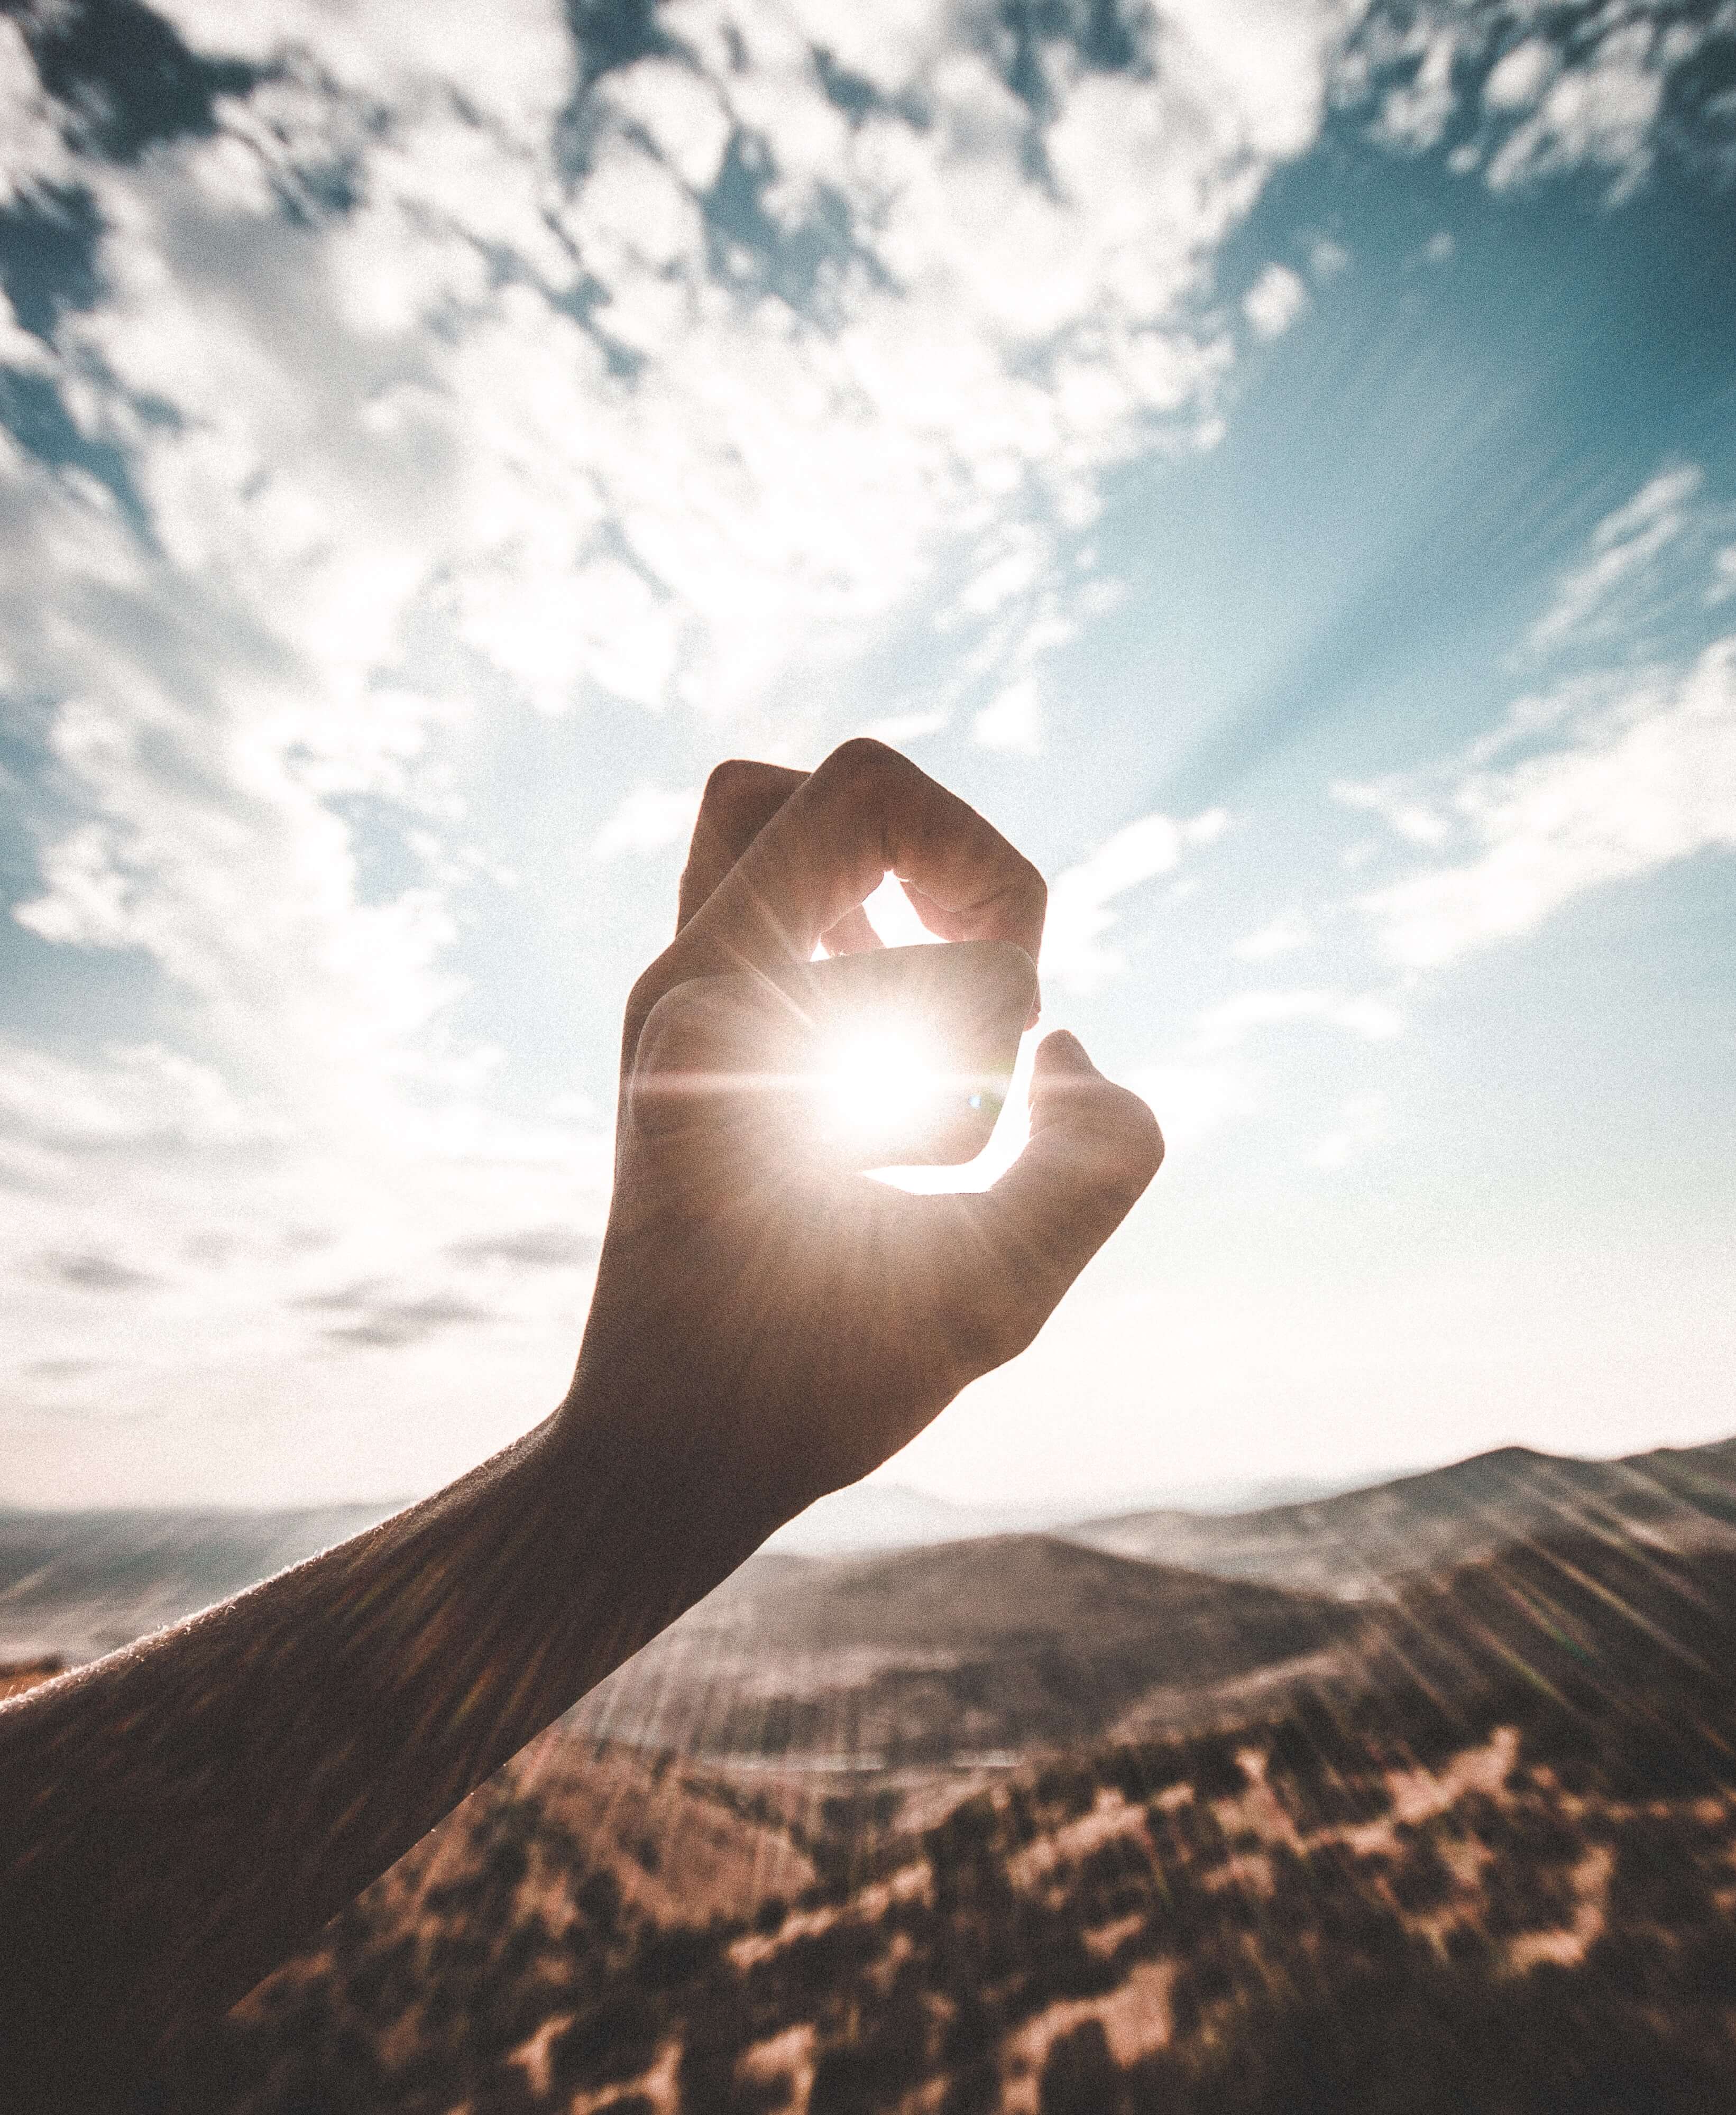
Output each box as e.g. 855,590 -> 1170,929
944,1032 -> 1163,1369
627,976 -> 787,1150
687,738 -> 1046,991
676,760 -> 806,934
627,970 -> 848,1163
818,905 -> 884,957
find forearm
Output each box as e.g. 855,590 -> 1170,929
0,1384 -> 783,2103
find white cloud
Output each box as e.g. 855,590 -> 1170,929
6,1 -> 1374,1494
0,1041 -> 282,1153
857,709 -> 948,746
1233,911 -> 1315,960
1192,988 -> 1403,1053
591,785 -> 704,862
1332,778 -> 1452,844
1121,1060 -> 1254,1160
6,0 -> 1718,1500
1483,39 -> 1560,115
1363,637 -> 1736,968
1484,25 -> 1662,199
0,16 -> 72,204
1243,261 -> 1309,339
1159,0 -> 1355,160
972,679 -> 1043,755
1043,807 -> 1228,994
1710,546 -> 1736,606
1307,1089 -> 1390,1171
1340,2 -> 1735,202
1530,465 -> 1703,649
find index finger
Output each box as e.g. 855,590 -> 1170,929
686,739 -> 1045,1001
676,759 -> 806,934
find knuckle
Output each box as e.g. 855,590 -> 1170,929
637,975 -> 708,1058
625,963 -> 672,1037
701,757 -> 767,817
822,735 -> 902,799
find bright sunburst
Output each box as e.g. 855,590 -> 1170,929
812,1026 -> 945,1148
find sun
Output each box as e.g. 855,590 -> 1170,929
812,1025 -> 945,1148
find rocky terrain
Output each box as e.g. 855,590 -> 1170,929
10,1434 -> 1736,2110
159,1573 -> 1736,2112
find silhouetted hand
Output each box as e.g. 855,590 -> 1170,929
0,742 -> 1161,2108
563,740 -> 1163,1531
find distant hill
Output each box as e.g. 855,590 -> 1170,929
573,1535 -> 1358,1760
0,1502 -> 401,1661
9,1437 -> 1736,1771
763,1469 -> 1361,1553
1063,1436 -> 1736,1598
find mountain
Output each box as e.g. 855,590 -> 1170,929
763,1470 -> 1364,1555
1063,1436 -> 1736,1598
0,1502 -> 401,1661
572,1535 -> 1359,1761
167,1575 -> 1736,2115
26,1446 -> 1736,2111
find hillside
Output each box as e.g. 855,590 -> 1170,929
19,1445 -> 1736,2110
1066,1435 -> 1736,1597
0,1503 -> 400,1662
165,1602 -> 1736,2115
571,1537 -> 1359,1761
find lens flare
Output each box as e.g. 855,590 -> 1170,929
812,1025 -> 945,1144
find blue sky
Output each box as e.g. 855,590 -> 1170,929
2,0 -> 1733,1509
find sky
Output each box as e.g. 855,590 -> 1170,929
2,0 -> 1734,1514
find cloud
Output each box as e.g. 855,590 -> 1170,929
1340,2 -> 1736,200
1710,546 -> 1736,606
34,1248 -> 163,1292
444,1226 -> 600,1270
1120,1060 -> 1254,1160
0,0 -> 1346,1177
1363,637 -> 1736,968
1307,1090 -> 1391,1171
1243,261 -> 1308,339
972,679 -> 1043,755
1233,911 -> 1315,960
294,1280 -> 497,1350
1042,806 -> 1228,994
857,709 -> 948,746
1530,466 -> 1703,649
3,0 -> 1723,1498
591,785 -> 703,862
1192,988 -> 1402,1054
0,1041 -> 281,1152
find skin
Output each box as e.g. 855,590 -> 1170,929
0,740 -> 1162,2108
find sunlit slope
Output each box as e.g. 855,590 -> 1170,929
177,1603 -> 1736,2115
1064,1437 -> 1736,1597
572,1537 -> 1361,1760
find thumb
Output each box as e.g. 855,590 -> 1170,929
952,1031 -> 1163,1359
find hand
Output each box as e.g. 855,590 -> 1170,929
0,742 -> 1160,2100
562,740 -> 1163,1537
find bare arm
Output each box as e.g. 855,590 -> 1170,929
0,741 -> 1162,2105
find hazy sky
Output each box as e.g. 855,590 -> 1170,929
3,0 -> 1734,1511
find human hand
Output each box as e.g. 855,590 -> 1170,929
563,741 -> 1163,1540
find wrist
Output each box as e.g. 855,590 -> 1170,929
547,1349 -> 801,1604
